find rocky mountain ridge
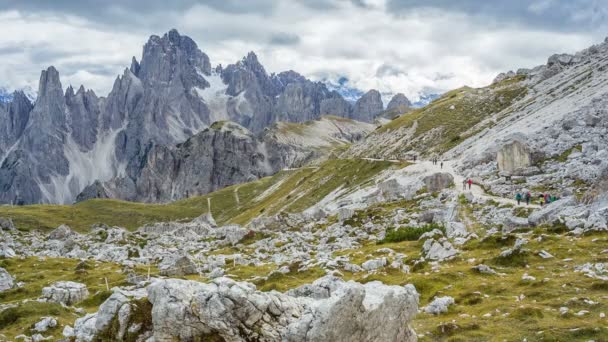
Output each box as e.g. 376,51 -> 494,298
0,29 -> 388,205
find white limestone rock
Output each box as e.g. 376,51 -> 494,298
41,281 -> 89,305
423,296 -> 455,315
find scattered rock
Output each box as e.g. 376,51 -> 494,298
158,255 -> 198,276
361,257 -> 387,271
472,264 -> 497,275
48,224 -> 75,240
33,317 -> 57,332
422,238 -> 459,261
423,296 -> 455,315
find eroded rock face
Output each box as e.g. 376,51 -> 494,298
76,276 -> 419,342
497,141 -> 532,174
423,172 -> 454,192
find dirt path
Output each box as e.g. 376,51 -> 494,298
415,160 -> 541,209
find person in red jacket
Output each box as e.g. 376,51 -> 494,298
467,179 -> 472,190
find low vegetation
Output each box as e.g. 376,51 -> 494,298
0,159 -> 402,233
379,223 -> 445,244
376,75 -> 528,154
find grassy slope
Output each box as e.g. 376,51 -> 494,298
375,76 -> 528,154
0,159 -> 400,233
0,257 -> 151,340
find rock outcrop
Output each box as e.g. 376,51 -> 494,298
496,140 -> 533,174
74,276 -> 419,342
41,281 -> 89,305
423,172 -> 454,192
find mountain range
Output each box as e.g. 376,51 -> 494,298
0,29 -> 410,205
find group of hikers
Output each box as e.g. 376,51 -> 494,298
462,179 -> 473,190
431,157 -> 443,169
515,192 -> 559,206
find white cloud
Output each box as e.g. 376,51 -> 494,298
0,1 -> 602,102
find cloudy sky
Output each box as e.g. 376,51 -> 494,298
0,0 -> 606,101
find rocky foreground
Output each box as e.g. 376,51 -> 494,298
72,276 -> 418,341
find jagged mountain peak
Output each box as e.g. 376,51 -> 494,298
37,66 -> 62,99
139,29 -> 211,85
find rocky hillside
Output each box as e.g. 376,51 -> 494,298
76,116 -> 374,203
0,29 -> 385,206
346,76 -> 528,159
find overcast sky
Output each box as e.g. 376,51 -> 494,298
0,0 -> 606,101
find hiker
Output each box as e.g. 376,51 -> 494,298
539,194 -> 545,207
525,192 -> 531,205
462,179 -> 467,190
467,179 -> 473,190
544,193 -> 550,204
413,155 -> 417,162
440,161 -> 443,169
516,192 -> 522,205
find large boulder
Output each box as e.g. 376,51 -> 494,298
422,238 -> 459,261
0,267 -> 14,292
48,224 -> 76,240
158,255 -> 198,276
75,276 -> 420,341
423,173 -> 454,192
41,281 -> 89,305
496,140 -> 543,174
528,197 -> 578,226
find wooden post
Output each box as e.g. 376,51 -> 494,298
147,266 -> 151,281
207,197 -> 211,215
104,277 -> 109,291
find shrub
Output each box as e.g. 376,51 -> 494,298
378,223 -> 445,244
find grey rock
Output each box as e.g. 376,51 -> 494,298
0,267 -> 14,291
352,89 -> 383,122
423,296 -> 455,315
422,238 -> 459,261
361,257 -> 387,271
41,281 -> 89,305
423,172 -> 454,192
158,255 -> 197,276
472,264 -> 497,275
34,317 -> 57,332
337,208 -> 355,221
142,276 -> 419,341
48,224 -> 75,240
386,93 -> 411,111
